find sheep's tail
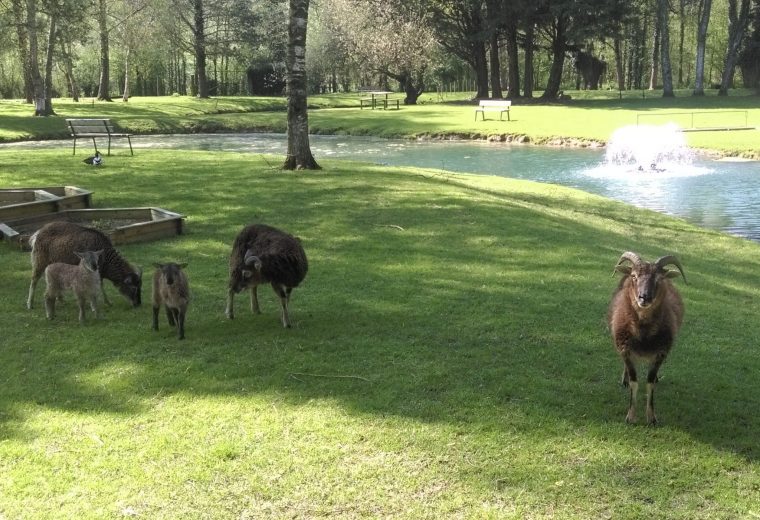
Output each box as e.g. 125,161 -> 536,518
28,230 -> 40,265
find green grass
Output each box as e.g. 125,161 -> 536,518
1,90 -> 759,157
1,150 -> 759,518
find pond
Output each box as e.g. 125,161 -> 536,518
3,131 -> 760,241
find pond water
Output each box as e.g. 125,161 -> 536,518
3,132 -> 760,241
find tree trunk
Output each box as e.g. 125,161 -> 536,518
489,33 -> 503,98
614,36 -> 625,91
194,0 -> 209,98
505,21 -> 520,98
485,0 -> 502,98
649,10 -> 660,90
283,0 -> 319,170
42,12 -> 57,115
658,0 -> 675,96
523,22 -> 534,98
473,40 -> 489,99
27,0 -> 45,115
693,0 -> 712,95
96,0 -> 112,100
60,40 -> 80,101
719,0 -> 752,95
678,0 -> 686,86
541,18 -> 566,100
11,0 -> 33,103
123,47 -> 131,101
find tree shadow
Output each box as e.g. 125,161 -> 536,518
1,154 -> 759,503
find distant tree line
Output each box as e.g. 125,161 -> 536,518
0,0 -> 757,114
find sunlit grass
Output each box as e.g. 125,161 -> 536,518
1,91 -> 759,156
1,149 -> 759,518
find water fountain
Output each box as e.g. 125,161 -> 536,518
602,123 -> 695,173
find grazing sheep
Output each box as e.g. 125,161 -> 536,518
225,224 -> 308,328
608,251 -> 687,425
152,262 -> 190,340
44,250 -> 103,324
27,221 -> 142,310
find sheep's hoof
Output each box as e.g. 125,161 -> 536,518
625,411 -> 637,424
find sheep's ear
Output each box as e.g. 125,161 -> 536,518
613,265 -> 632,276
74,251 -> 84,259
242,269 -> 253,279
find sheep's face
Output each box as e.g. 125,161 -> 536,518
157,263 -> 187,286
118,271 -> 142,307
74,250 -> 102,274
618,264 -> 680,309
229,265 -> 262,294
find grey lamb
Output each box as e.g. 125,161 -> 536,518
44,250 -> 103,324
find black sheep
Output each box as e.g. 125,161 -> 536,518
225,224 -> 308,328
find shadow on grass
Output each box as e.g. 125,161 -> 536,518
1,152 -> 759,477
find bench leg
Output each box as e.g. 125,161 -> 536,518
107,137 -> 111,156
91,137 -> 98,154
72,137 -> 77,155
127,136 -> 133,156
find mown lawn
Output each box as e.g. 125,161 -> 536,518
1,149 -> 759,518
1,90 -> 759,157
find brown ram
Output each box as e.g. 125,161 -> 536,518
607,251 -> 686,425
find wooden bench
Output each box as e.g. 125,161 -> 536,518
475,100 -> 511,121
66,118 -> 133,156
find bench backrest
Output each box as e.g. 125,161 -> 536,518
478,100 -> 511,108
66,118 -> 116,135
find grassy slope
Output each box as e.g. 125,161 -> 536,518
1,150 -> 759,518
1,91 -> 759,157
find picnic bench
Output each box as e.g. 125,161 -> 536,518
66,118 -> 134,156
474,100 -> 511,121
359,90 -> 401,110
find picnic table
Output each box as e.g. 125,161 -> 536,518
360,91 -> 400,110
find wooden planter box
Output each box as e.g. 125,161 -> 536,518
0,186 -> 93,221
0,207 -> 185,250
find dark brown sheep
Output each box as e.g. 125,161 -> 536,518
27,221 -> 142,310
608,251 -> 686,425
225,224 -> 308,328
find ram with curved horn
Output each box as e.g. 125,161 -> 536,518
226,224 -> 308,328
607,251 -> 687,425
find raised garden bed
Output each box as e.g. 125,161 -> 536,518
0,186 -> 92,221
0,207 -> 185,250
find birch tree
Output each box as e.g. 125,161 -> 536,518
283,0 -> 319,170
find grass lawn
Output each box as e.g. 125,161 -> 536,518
1,89 -> 759,157
1,149 -> 759,518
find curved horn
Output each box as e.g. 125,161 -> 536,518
655,255 -> 687,284
617,251 -> 642,265
243,249 -> 261,268
615,251 -> 642,269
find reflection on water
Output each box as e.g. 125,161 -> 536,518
3,133 -> 760,241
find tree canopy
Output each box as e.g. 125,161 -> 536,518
0,0 -> 757,111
